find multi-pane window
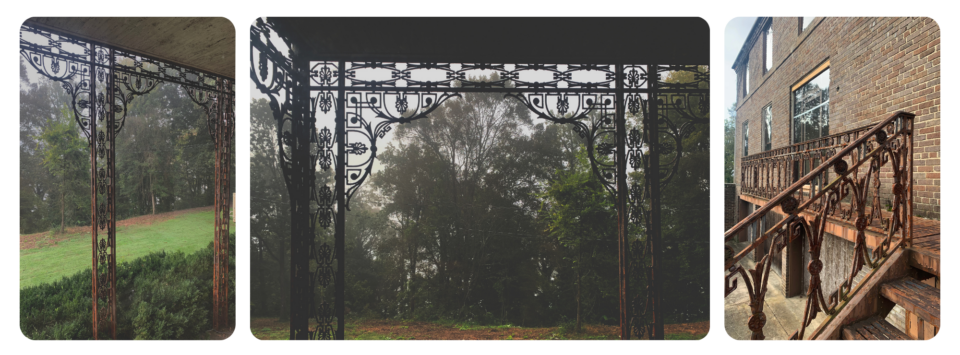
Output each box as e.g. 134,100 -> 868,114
742,120 -> 749,156
764,25 -> 773,72
792,67 -> 830,143
801,17 -> 814,32
762,104 -> 772,151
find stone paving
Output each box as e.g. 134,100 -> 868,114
724,243 -> 826,340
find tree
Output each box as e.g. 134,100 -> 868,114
21,57 -> 225,235
641,67 -> 710,323
540,149 -> 617,332
38,104 -> 89,233
21,59 -> 80,233
249,98 -> 291,319
248,70 -> 709,329
724,103 -> 736,183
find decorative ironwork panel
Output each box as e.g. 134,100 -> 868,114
310,62 -> 618,90
92,45 -> 117,340
21,22 -> 235,338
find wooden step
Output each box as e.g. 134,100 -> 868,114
842,317 -> 911,340
880,278 -> 940,327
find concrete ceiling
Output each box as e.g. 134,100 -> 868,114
26,17 -> 234,79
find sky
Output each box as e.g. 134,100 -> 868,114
724,17 -> 757,117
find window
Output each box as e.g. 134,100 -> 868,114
745,65 -> 750,95
792,65 -> 830,143
742,120 -> 749,156
801,17 -> 814,32
764,25 -> 773,72
762,104 -> 772,151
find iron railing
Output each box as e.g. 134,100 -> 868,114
725,111 -> 914,340
740,124 -> 874,200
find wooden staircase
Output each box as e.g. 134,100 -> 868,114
841,277 -> 940,340
880,278 -> 940,330
836,230 -> 940,340
843,316 -> 911,340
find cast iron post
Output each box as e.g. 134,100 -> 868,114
89,43 -> 100,339
335,60 -> 347,340
647,64 -> 663,340
615,64 -> 630,339
288,42 -> 312,340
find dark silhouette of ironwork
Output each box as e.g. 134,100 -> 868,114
20,22 -> 235,339
251,17 -> 708,340
725,112 -> 914,339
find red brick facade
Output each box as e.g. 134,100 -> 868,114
734,17 -> 940,219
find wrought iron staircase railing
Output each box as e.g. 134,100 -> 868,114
725,111 -> 914,340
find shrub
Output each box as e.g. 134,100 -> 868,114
20,234 -> 235,340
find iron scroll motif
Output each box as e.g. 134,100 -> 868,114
21,23 -> 235,338
252,17 -> 709,341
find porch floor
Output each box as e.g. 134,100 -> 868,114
724,242 -> 827,340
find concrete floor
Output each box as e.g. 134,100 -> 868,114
724,244 -> 826,340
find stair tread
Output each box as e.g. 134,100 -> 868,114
880,278 -> 940,327
843,317 -> 911,340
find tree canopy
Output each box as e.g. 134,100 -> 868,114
250,82 -> 709,326
19,59 -> 233,235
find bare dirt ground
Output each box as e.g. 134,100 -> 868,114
251,317 -> 709,340
19,206 -> 214,250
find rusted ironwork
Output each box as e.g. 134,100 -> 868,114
251,18 -> 708,340
740,124 -> 874,200
20,22 -> 234,338
725,111 -> 914,340
211,78 -> 235,330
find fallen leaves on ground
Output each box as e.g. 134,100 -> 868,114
251,317 -> 709,340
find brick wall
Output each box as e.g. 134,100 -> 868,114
734,17 -> 940,219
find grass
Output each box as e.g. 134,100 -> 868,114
251,326 -> 289,340
20,210 -> 232,289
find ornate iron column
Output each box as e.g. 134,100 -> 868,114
287,42 -> 312,340
91,44 -> 119,340
212,77 -> 234,330
334,60 -> 347,340
615,63 -> 630,339
645,63 -> 664,340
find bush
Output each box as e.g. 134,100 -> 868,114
20,234 -> 235,340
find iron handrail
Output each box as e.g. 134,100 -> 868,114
725,111 -> 910,246
724,111 -> 914,340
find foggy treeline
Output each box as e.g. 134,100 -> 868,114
250,70 -> 709,327
19,60 -> 233,235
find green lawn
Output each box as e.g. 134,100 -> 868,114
20,210 -> 232,289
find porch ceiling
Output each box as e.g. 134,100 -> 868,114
270,17 -> 709,64
25,17 -> 235,79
